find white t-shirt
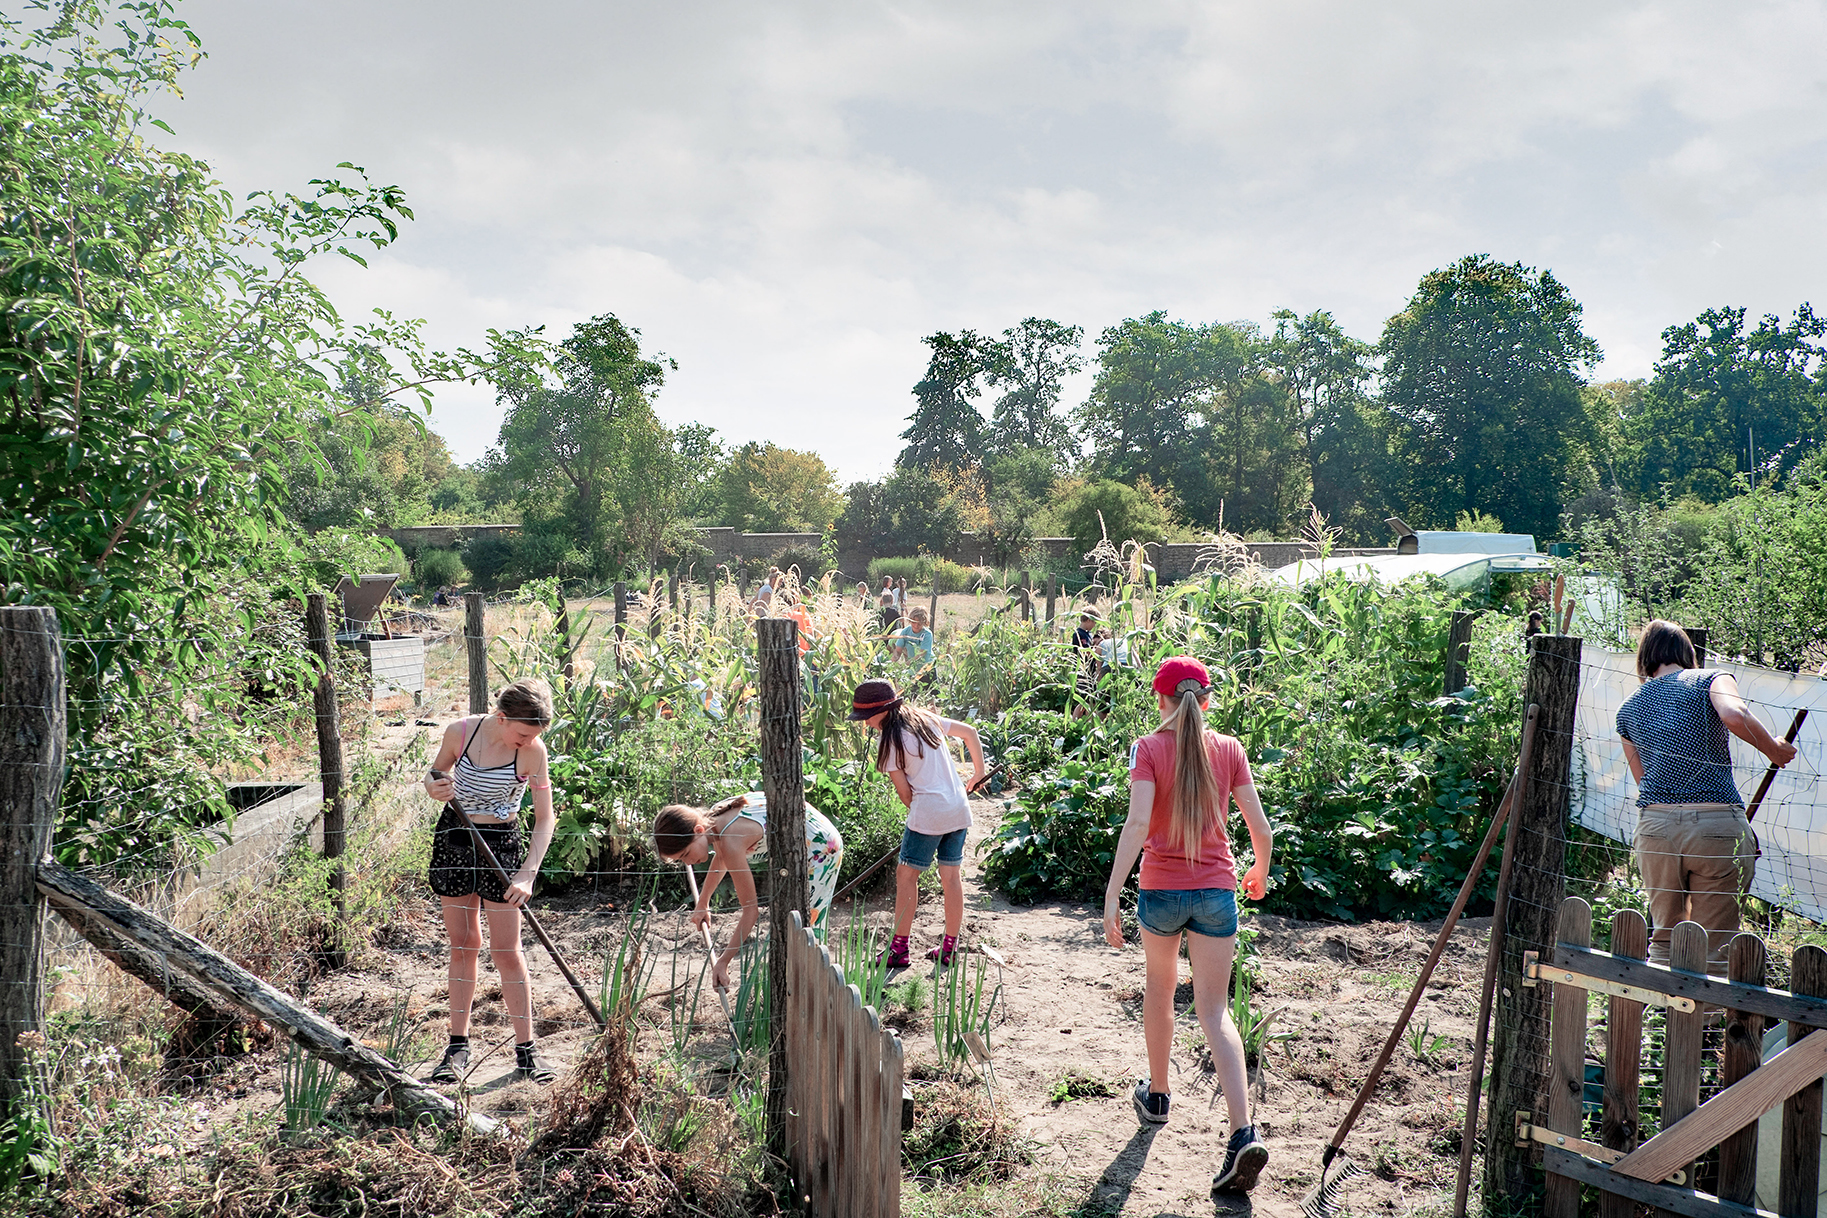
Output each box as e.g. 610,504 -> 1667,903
883,716 -> 972,835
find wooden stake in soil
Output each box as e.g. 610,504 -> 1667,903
305,594 -> 348,962
1482,633 -> 1581,1206
613,581 -> 627,669
756,617 -> 809,1159
464,592 -> 487,714
555,598 -> 574,684
1443,609 -> 1475,695
0,606 -> 63,1108
1045,573 -> 1057,627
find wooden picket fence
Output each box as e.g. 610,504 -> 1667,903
1523,895 -> 1827,1217
784,911 -> 905,1218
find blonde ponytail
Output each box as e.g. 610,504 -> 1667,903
1167,684 -> 1220,861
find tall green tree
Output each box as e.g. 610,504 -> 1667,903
1077,312 -> 1240,496
718,442 -> 842,533
898,331 -> 990,470
1624,306 -> 1827,502
1380,255 -> 1601,539
485,314 -> 675,576
982,318 -> 1083,460
1267,309 -> 1387,540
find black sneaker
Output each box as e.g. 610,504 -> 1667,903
426,1042 -> 469,1084
1212,1124 -> 1268,1196
1132,1079 -> 1169,1125
514,1042 -> 557,1084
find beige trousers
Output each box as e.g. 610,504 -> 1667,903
1634,803 -> 1755,975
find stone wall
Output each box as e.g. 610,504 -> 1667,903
384,523 -> 518,550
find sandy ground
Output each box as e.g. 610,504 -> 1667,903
168,777 -> 1485,1218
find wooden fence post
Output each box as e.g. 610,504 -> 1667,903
305,595 -> 349,963
928,588 -> 938,633
1782,945 -> 1827,1216
1020,571 -> 1032,621
1444,609 -> 1476,695
464,593 -> 487,714
668,571 -> 678,616
756,617 -> 808,1161
1483,633 -> 1582,1205
1045,574 -> 1057,628
0,607 -> 64,1109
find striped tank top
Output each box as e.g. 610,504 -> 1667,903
452,715 -> 526,822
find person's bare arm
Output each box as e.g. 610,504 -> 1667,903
1103,780 -> 1154,947
947,720 -> 987,791
424,720 -> 464,802
888,769 -> 914,808
1621,739 -> 1645,782
709,821 -> 762,989
1710,674 -> 1798,765
1232,783 -> 1274,900
504,739 -> 556,907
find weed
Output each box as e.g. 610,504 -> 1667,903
1406,1017 -> 1454,1065
896,974 -> 929,1014
1046,1070 -> 1115,1105
1230,958 -> 1296,1067
902,1082 -> 1030,1182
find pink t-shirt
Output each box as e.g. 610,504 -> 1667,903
1128,728 -> 1253,891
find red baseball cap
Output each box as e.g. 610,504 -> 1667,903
1152,656 -> 1210,698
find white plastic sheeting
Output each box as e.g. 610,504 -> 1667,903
1572,647 -> 1827,923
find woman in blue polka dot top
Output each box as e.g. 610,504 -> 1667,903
1616,620 -> 1797,975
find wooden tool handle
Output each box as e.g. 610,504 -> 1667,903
1745,709 -> 1807,823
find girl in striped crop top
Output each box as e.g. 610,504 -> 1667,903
421,677 -> 559,1084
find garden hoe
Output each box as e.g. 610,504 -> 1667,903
431,772 -> 605,1030
1301,705 -> 1538,1218
682,861 -> 743,1059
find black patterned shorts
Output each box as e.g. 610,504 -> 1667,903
428,803 -> 526,904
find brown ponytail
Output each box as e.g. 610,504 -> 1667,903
1165,684 -> 1220,861
875,701 -> 944,772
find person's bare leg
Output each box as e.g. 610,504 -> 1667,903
484,901 -> 535,1044
1187,929 -> 1249,1131
939,864 -> 964,939
894,863 -> 921,938
1140,926 -> 1182,1098
440,896 -> 482,1036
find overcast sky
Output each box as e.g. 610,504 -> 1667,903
157,0 -> 1827,478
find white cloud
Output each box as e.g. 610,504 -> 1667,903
155,0 -> 1827,472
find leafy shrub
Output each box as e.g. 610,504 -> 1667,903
412,546 -> 468,590
982,573 -> 1525,921
767,544 -> 826,581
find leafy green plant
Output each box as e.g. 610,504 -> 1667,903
1229,963 -> 1294,1068
280,1042 -> 341,1132
895,975 -> 929,1015
600,875 -> 658,1019
1406,1018 -> 1453,1065
731,934 -> 770,1055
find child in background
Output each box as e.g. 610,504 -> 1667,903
877,591 -> 901,634
1102,656 -> 1274,1197
422,678 -> 560,1085
850,679 -> 985,967
653,792 -> 845,986
891,606 -> 936,670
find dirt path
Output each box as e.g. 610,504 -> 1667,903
189,784 -> 1485,1218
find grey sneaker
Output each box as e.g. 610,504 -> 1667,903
514,1042 -> 557,1084
426,1042 -> 469,1084
1212,1124 -> 1268,1195
1132,1079 -> 1169,1125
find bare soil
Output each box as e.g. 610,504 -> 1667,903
163,770 -> 1482,1218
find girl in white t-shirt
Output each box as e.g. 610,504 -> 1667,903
849,679 -> 985,968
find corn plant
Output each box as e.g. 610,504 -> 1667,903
932,952 -> 1000,1071
1228,957 -> 1294,1068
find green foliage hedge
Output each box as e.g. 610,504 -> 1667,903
978,574 -> 1525,921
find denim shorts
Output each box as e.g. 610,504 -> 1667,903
1136,887 -> 1238,939
900,826 -> 967,871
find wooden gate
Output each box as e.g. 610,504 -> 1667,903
784,911 -> 904,1218
1523,895 -> 1827,1217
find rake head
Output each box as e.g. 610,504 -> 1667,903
1299,1154 -> 1365,1218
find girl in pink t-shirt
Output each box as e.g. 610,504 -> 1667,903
1102,656 -> 1274,1197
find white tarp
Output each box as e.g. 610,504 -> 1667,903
1573,647 -> 1827,923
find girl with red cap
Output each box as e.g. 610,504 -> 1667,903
1102,656 -> 1274,1197
849,678 -> 986,968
